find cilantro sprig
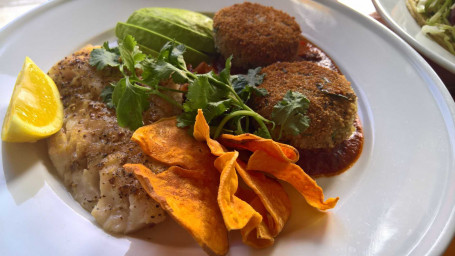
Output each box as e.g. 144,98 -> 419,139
90,35 -> 311,139
272,91 -> 310,140
90,35 -> 185,130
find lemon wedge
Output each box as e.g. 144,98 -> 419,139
2,57 -> 63,142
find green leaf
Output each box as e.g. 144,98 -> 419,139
169,43 -> 187,69
118,35 -> 146,75
201,99 -> 231,123
114,77 -> 151,130
89,42 -> 120,70
157,41 -> 187,69
177,110 -> 197,128
218,56 -> 232,84
183,75 -> 229,111
142,59 -> 189,86
112,78 -> 126,108
100,84 -> 115,108
232,67 -> 267,102
271,90 -> 310,140
254,126 -> 271,138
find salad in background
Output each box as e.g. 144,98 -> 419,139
406,0 -> 455,55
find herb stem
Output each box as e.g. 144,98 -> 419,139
153,91 -> 183,110
214,110 -> 272,138
156,85 -> 186,93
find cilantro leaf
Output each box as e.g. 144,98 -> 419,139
271,91 -> 310,140
218,56 -> 232,84
232,67 -> 267,102
177,111 -> 198,128
201,99 -> 232,123
89,42 -> 121,70
183,75 -> 230,112
89,35 -> 273,136
118,35 -> 146,75
114,77 -> 151,130
100,84 -> 115,108
142,59 -> 190,86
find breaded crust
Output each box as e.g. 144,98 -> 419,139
213,2 -> 301,69
253,61 -> 358,149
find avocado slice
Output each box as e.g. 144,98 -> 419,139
115,22 -> 211,66
127,8 -> 216,55
130,8 -> 213,36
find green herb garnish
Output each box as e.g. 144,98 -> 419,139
90,35 -> 311,139
271,91 -> 310,140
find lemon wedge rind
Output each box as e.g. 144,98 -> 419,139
1,57 -> 63,143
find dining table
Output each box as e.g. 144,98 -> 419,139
0,0 -> 454,255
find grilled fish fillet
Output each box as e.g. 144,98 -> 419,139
47,46 -> 182,234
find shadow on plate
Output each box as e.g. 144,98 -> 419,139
2,140 -> 54,205
123,181 -> 333,255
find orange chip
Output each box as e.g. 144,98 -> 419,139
194,109 -> 226,156
219,133 -> 299,163
241,196 -> 274,248
215,152 -> 262,231
124,164 -> 228,256
247,150 -> 338,210
194,110 -> 292,248
128,109 -> 338,255
235,160 -> 291,237
216,126 -> 338,211
132,117 -> 215,170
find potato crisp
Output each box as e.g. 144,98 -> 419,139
124,110 -> 338,255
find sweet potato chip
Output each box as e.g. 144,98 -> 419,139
215,152 -> 262,231
127,109 -> 338,255
235,160 -> 291,237
217,128 -> 338,211
220,133 -> 299,163
193,110 -> 226,156
132,117 -> 215,170
194,110 -> 292,248
247,150 -> 338,210
241,196 -> 274,248
124,164 -> 228,256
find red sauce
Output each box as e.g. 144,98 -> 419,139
297,36 -> 340,73
297,118 -> 364,177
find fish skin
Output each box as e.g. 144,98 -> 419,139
47,46 -> 182,234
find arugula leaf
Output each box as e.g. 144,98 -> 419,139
271,91 -> 310,140
89,42 -> 121,70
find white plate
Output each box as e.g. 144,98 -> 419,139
1,0 -> 455,255
372,0 -> 455,73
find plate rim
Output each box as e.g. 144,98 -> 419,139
371,0 -> 455,74
1,0 -> 455,255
